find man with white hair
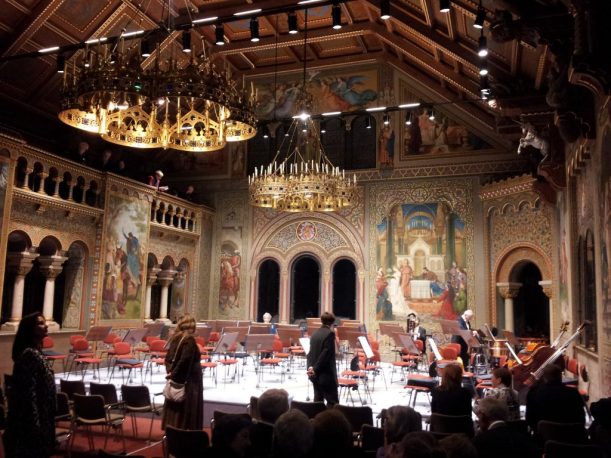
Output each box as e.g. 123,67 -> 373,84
451,309 -> 478,367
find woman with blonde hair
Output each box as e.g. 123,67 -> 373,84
162,314 -> 203,429
431,363 -> 473,416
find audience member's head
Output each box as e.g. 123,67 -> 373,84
272,409 -> 313,458
438,434 -> 478,458
476,397 -> 508,431
176,315 -> 196,336
311,409 -> 352,457
258,389 -> 289,424
185,185 -> 194,194
102,149 -> 112,161
439,363 -> 463,391
384,405 -> 422,445
116,160 -> 126,170
155,170 -> 164,179
541,364 -> 563,385
395,432 -> 443,458
212,413 -> 252,458
491,367 -> 512,388
320,311 -> 335,327
12,312 -> 47,362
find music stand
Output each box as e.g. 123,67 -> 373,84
248,324 -> 272,334
378,322 -> 405,337
195,325 -> 212,343
427,337 -> 443,361
143,322 -> 164,340
123,328 -> 149,346
214,332 -> 239,355
438,319 -> 462,336
244,334 -> 276,354
397,333 -> 420,356
358,336 -> 374,359
345,330 -> 366,351
86,325 -> 113,343
277,327 -> 302,347
503,329 -> 520,347
222,326 -> 249,344
457,330 -> 480,349
299,337 -> 311,355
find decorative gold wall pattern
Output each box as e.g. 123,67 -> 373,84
267,222 -> 349,253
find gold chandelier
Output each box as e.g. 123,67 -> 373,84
58,34 -> 257,152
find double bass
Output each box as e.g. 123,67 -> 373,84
511,322 -> 587,391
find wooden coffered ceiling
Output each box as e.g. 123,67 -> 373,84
0,0 -> 564,144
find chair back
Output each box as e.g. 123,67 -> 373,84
544,440 -> 604,458
55,392 -> 71,421
538,420 -> 589,444
59,379 -> 86,400
42,336 -> 54,349
121,385 -> 151,410
70,335 -> 86,346
164,425 -> 209,458
360,424 -> 384,452
290,400 -> 326,419
249,396 -> 260,420
73,393 -> 106,422
103,333 -> 119,345
113,341 -> 131,356
439,346 -> 459,360
446,343 -> 462,354
429,413 -> 474,438
334,404 -> 374,433
150,339 -> 167,352
566,358 -> 579,376
72,338 -> 90,352
90,382 -> 119,405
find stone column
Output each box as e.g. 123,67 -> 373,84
496,282 -> 521,332
539,280 -> 553,338
38,255 -> 68,332
1,251 -> 40,331
156,270 -> 176,324
323,269 -> 331,314
144,267 -> 161,323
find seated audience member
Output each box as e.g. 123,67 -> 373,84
431,363 -> 473,416
481,367 -> 520,421
588,397 -> 611,457
113,159 -> 127,175
272,409 -> 313,458
98,149 -> 113,171
525,364 -> 585,431
250,389 -> 289,458
180,184 -> 198,202
73,141 -> 92,166
474,398 -> 538,458
438,434 -> 478,458
148,170 -> 168,192
211,413 -> 252,458
311,409 -> 353,458
377,406 -> 422,458
396,432 -> 443,458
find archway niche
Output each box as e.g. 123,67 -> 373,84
1,231 -> 32,323
148,254 -> 161,320
59,242 -> 88,329
291,255 -> 320,323
332,259 -> 356,320
510,261 -> 549,339
257,259 -> 280,322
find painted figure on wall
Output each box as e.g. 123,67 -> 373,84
170,269 -> 187,321
375,203 -> 467,323
378,125 -> 395,167
600,132 -> 611,340
101,193 -> 148,320
219,245 -> 241,310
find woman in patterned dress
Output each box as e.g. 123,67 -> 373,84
482,367 -> 520,421
4,312 -> 56,458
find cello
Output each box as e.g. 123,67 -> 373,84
512,322 -> 588,391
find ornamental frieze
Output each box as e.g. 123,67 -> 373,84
266,221 -> 349,253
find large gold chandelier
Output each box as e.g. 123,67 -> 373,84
58,34 -> 256,152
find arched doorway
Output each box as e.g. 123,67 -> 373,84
291,256 -> 320,323
512,262 -> 549,338
257,259 -> 280,322
332,259 -> 356,319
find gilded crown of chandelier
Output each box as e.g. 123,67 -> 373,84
58,37 -> 257,152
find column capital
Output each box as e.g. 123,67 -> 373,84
6,251 -> 40,276
538,280 -> 553,298
158,269 -> 177,286
496,282 -> 522,299
38,255 -> 68,279
147,266 -> 162,284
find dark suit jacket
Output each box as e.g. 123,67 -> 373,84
451,316 -> 470,349
474,423 -> 538,458
525,382 -> 585,430
431,386 -> 473,416
307,325 -> 338,387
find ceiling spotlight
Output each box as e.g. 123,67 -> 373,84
262,125 -> 270,139
480,76 -> 491,97
383,113 -> 390,125
301,122 -> 307,133
250,17 -> 260,42
320,120 -> 327,134
439,0 -> 450,13
109,51 -> 117,64
57,54 -> 65,73
215,25 -> 225,46
428,109 -> 435,121
182,30 -> 192,53
478,34 -> 488,57
84,50 -> 92,67
141,37 -> 152,57
365,116 -> 372,129
405,112 -> 413,126
479,60 -> 489,76
332,3 -> 342,30
288,12 -> 298,34
380,0 -> 391,20
474,4 -> 485,29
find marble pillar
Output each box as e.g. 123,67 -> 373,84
38,255 -> 68,332
156,270 -> 176,324
496,282 -> 521,332
1,251 -> 40,331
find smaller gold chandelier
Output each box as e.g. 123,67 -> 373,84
248,118 -> 357,212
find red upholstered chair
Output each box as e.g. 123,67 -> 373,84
439,346 -> 459,361
72,338 -> 102,380
108,342 -> 143,383
42,336 -> 68,370
446,343 -> 462,356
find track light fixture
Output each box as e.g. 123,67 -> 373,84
380,0 -> 391,20
262,125 -> 270,139
383,113 -> 390,125
141,37 -> 152,57
57,54 -> 65,73
479,60 -> 488,76
405,112 -> 413,125
250,17 -> 260,42
478,34 -> 488,57
474,2 -> 485,29
479,75 -> 491,98
215,24 -> 225,46
365,116 -> 372,129
332,3 -> 342,30
320,120 -> 327,134
428,109 -> 435,121
288,12 -> 298,34
439,0 -> 450,13
182,30 -> 191,53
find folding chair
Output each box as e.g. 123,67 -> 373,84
70,394 -> 126,453
108,342 -> 143,383
42,336 -> 68,371
59,379 -> 86,402
163,425 -> 210,458
55,392 -> 72,457
290,400 -> 326,419
334,404 -> 373,439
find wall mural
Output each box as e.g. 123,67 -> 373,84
557,191 -> 571,324
219,230 -> 242,312
601,130 -> 611,341
170,263 -> 188,321
254,68 -> 379,120
375,203 -> 467,321
0,160 -> 8,227
101,192 -> 149,320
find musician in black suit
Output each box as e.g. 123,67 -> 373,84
307,312 -> 339,406
452,309 -> 477,367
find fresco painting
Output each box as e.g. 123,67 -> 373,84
101,192 -> 149,320
170,264 -> 188,322
376,203 -> 467,323
601,131 -> 611,340
219,239 -> 241,311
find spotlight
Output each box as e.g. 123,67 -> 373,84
250,17 -> 260,42
474,4 -> 485,29
288,12 -> 298,34
182,30 -> 191,53
141,37 -> 152,57
478,34 -> 488,57
302,122 -> 307,133
365,116 -> 372,129
109,51 -> 117,64
428,109 -> 435,121
380,0 -> 391,20
480,76 -> 491,97
479,60 -> 488,76
262,125 -> 270,139
439,0 -> 450,13
332,3 -> 342,30
215,25 -> 225,46
84,50 -> 92,67
383,113 -> 390,125
405,112 -> 413,126
320,120 -> 327,134
57,54 -> 65,73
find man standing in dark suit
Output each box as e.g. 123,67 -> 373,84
452,309 -> 477,367
307,312 -> 339,406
